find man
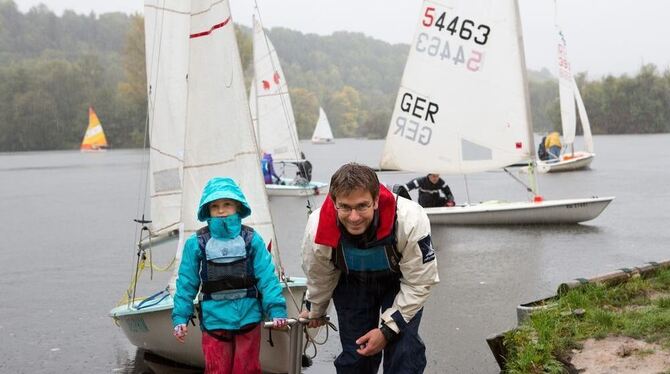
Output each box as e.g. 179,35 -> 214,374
301,163 -> 439,373
544,131 -> 562,162
404,173 -> 455,208
292,151 -> 313,185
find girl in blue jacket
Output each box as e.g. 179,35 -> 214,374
172,177 -> 288,373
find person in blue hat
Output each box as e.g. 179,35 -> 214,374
172,177 -> 288,373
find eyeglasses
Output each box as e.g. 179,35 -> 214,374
335,201 -> 374,214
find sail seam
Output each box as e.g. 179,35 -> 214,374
144,4 -> 190,15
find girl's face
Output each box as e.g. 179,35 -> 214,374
209,198 -> 239,217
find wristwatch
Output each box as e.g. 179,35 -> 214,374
379,323 -> 398,344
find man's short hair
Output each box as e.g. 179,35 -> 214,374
329,163 -> 379,202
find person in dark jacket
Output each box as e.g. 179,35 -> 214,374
404,174 -> 455,208
292,151 -> 313,185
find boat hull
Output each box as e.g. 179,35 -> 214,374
311,138 -> 334,144
425,196 -> 614,225
537,152 -> 594,173
110,279 -> 307,373
266,180 -> 328,197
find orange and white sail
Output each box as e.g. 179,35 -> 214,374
80,107 -> 108,151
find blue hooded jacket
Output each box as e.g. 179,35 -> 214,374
172,177 -> 287,330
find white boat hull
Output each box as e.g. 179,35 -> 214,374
110,279 -> 307,373
311,138 -> 334,144
425,196 -> 614,225
537,152 -> 594,173
266,180 -> 328,197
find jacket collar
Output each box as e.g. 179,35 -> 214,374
315,184 -> 396,248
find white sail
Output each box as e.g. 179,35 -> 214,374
381,0 -> 533,174
182,0 -> 275,246
252,17 -> 302,162
557,27 -> 576,146
573,77 -> 594,153
144,0 -> 190,237
311,107 -> 334,143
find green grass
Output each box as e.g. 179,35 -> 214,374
503,268 -> 670,372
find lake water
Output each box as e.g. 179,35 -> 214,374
0,134 -> 668,373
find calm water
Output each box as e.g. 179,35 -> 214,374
0,134 -> 668,373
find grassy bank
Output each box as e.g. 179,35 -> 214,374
503,268 -> 670,373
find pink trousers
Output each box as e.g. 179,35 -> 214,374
201,324 -> 261,374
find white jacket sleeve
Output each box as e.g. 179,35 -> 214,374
380,198 -> 440,333
301,209 -> 341,317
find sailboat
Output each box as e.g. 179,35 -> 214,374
380,0 -> 613,225
80,106 -> 108,151
250,17 -> 328,197
536,26 -> 595,173
109,1 -> 307,371
311,107 -> 335,144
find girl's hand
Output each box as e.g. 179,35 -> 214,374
272,317 -> 288,329
173,324 -> 188,343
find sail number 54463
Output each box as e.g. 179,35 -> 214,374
422,7 -> 490,45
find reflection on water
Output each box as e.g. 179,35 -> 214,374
118,349 -> 201,374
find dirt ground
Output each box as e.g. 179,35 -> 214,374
570,336 -> 670,373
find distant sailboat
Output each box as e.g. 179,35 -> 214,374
311,107 -> 335,144
80,107 -> 108,151
250,16 -> 328,196
536,25 -> 595,173
380,0 -> 613,225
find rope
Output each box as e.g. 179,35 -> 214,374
136,289 -> 170,310
503,167 -> 534,194
116,227 -> 175,307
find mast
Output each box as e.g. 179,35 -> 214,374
513,0 -> 540,196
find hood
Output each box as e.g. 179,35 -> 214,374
315,184 -> 396,248
197,177 -> 252,221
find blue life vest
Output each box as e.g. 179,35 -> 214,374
332,216 -> 401,276
196,225 -> 258,301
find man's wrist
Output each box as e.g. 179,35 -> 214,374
379,323 -> 398,343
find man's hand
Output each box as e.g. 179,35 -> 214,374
446,200 -> 455,207
173,324 -> 188,343
355,328 -> 387,356
299,310 -> 327,329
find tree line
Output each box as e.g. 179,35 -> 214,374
0,1 -> 668,151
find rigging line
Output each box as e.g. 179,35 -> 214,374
131,0 -> 168,272
502,167 -> 534,194
133,0 -> 165,274
252,4 -> 302,161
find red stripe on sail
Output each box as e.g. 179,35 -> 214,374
190,17 -> 231,39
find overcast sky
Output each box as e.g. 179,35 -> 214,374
13,0 -> 670,77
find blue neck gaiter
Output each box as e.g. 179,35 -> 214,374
208,213 -> 241,239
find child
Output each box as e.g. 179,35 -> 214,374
172,177 -> 288,373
